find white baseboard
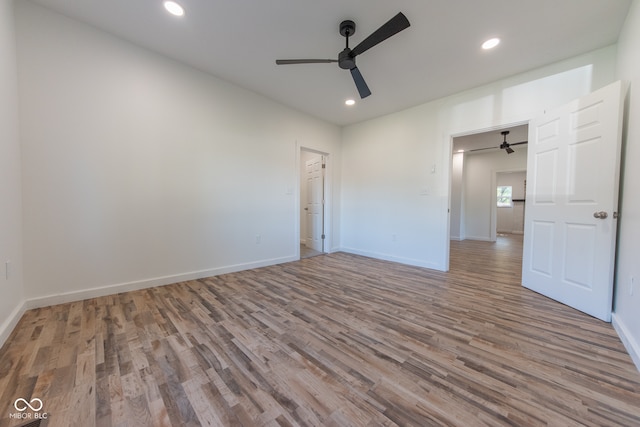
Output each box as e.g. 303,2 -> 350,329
23,254 -> 297,311
338,247 -> 444,271
0,301 -> 28,349
612,313 -> 640,372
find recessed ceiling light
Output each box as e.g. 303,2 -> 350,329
482,38 -> 500,50
164,1 -> 185,17
345,99 -> 356,106
457,149 -> 465,153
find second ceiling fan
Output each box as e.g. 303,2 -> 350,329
275,12 -> 411,99
469,130 -> 528,154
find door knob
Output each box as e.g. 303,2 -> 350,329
593,211 -> 608,219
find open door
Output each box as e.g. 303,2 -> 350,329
522,81 -> 625,322
305,156 -> 325,252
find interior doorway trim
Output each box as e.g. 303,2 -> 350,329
296,144 -> 332,260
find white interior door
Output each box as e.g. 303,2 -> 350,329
305,156 -> 324,252
522,81 -> 625,322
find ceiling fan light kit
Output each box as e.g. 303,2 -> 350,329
276,12 -> 411,99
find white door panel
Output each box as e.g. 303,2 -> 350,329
305,156 -> 324,252
522,81 -> 625,321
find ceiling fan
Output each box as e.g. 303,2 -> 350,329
275,12 -> 411,99
469,131 -> 528,154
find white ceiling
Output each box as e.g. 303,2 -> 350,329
28,0 -> 632,126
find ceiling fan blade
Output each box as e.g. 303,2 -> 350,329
350,66 -> 371,98
275,59 -> 338,65
467,140 -> 527,153
468,146 -> 498,152
350,12 -> 410,57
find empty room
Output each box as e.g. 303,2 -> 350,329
2,0 -> 640,426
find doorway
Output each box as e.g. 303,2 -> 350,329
450,124 -> 529,243
449,123 -> 529,272
495,170 -> 526,237
300,149 -> 327,259
447,82 -> 625,322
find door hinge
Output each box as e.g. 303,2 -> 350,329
322,163 -> 326,169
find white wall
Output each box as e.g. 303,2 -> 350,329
613,0 -> 640,370
341,46 -> 617,270
15,2 -> 341,305
341,104 -> 447,269
0,0 -> 25,346
496,171 -> 526,235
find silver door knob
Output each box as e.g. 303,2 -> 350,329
593,211 -> 608,219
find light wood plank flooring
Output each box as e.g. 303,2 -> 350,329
1,235 -> 639,426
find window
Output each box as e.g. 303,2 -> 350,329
497,186 -> 513,208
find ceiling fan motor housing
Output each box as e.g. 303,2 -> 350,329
339,48 -> 355,69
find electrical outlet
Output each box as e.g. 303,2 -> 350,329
631,276 -> 635,296
256,234 -> 261,244
5,261 -> 10,280
392,233 -> 397,242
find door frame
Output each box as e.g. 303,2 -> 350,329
493,168 -> 527,239
296,145 -> 331,259
446,120 -> 529,271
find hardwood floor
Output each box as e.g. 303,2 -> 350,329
1,235 -> 639,426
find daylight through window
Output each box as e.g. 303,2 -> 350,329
497,186 -> 513,208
